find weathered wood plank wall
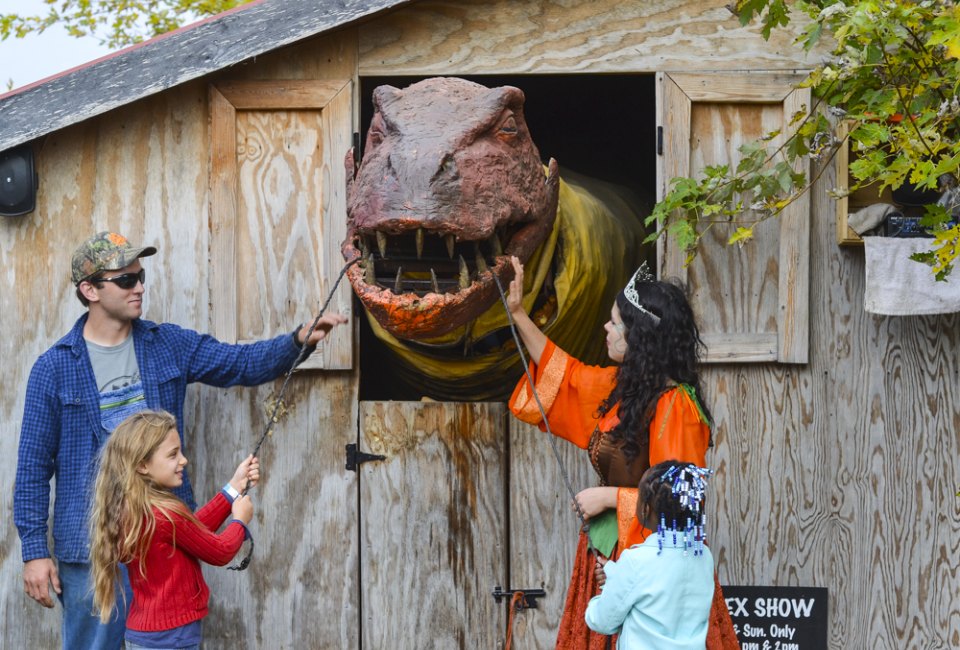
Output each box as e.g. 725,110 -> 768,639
0,29 -> 363,650
2,0 -> 959,648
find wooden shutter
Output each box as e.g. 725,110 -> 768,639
209,80 -> 353,369
657,71 -> 810,363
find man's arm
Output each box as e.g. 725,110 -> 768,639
161,316 -> 348,387
14,359 -> 62,607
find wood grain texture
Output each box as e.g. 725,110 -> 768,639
358,0 -> 816,76
507,419 -> 597,649
660,71 -> 810,364
209,79 -> 354,370
359,401 -> 507,649
192,376 -> 360,649
2,2 -> 960,648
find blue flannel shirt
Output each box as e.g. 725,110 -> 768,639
14,314 -> 304,563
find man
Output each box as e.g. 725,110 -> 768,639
14,231 -> 348,649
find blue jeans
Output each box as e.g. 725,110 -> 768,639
58,561 -> 132,650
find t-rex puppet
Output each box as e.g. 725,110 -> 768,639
342,77 -> 648,401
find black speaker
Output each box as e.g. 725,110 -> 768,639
0,144 -> 38,217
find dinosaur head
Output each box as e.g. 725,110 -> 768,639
342,77 -> 560,339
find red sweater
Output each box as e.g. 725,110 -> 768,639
126,492 -> 245,632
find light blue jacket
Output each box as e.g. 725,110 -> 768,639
585,534 -> 714,649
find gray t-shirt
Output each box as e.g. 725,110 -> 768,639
86,334 -> 146,432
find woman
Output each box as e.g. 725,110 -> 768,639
506,256 -> 739,649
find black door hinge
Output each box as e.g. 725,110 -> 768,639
345,443 -> 386,472
657,125 -> 663,156
492,586 -> 547,609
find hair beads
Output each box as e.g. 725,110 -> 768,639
655,464 -> 714,556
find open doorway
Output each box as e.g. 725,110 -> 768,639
355,74 -> 657,400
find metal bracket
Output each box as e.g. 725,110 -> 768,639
345,443 -> 386,472
492,586 -> 547,609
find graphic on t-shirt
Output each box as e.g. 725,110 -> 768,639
100,370 -> 141,393
99,380 -> 147,433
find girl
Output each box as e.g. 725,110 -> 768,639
585,461 -> 716,649
506,257 -> 738,649
89,409 -> 258,649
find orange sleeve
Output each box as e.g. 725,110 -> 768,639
617,387 -> 711,551
649,387 -> 710,467
508,338 -> 616,449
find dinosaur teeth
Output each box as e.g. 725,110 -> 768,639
458,255 -> 470,289
474,243 -> 488,275
490,234 -> 503,258
416,228 -> 424,259
363,252 -> 376,286
377,231 -> 388,259
394,266 -> 404,294
430,268 -> 440,294
446,234 -> 456,259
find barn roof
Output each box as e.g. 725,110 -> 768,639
0,0 -> 408,153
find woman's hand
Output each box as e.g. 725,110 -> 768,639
572,486 -> 618,520
506,256 -> 525,317
231,494 -> 254,524
229,454 -> 260,493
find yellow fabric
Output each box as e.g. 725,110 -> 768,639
364,170 -> 647,401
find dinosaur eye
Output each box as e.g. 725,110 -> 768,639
498,115 -> 518,142
367,115 -> 386,149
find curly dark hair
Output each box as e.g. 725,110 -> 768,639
598,278 -> 712,462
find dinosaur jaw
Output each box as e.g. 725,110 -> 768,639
342,225 -> 527,340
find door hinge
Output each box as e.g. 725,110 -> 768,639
345,443 -> 386,472
492,586 -> 547,609
657,125 -> 663,156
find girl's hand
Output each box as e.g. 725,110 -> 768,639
232,494 -> 254,524
506,256 -> 525,317
229,455 -> 260,493
572,486 -> 618,520
594,556 -> 608,588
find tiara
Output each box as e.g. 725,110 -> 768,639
622,262 -> 660,325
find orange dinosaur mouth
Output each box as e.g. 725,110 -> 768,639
342,225 -> 520,339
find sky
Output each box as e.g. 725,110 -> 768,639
0,0 -> 122,92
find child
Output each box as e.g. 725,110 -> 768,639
89,409 -> 258,649
585,460 -> 715,649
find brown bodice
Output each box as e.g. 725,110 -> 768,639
587,425 -> 650,488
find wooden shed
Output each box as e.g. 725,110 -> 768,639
1,0 -> 958,648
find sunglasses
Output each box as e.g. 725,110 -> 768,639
93,268 -> 146,290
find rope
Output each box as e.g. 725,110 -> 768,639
503,591 -> 527,650
228,257 -> 359,571
492,273 -> 598,554
493,271 -> 612,643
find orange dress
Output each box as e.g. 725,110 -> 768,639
509,339 -> 740,650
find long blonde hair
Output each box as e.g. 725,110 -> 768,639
89,409 -> 196,623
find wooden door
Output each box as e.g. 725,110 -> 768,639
506,418 -> 598,648
657,71 -> 811,363
359,401 -> 508,648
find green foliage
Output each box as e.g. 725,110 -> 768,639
0,0 -> 252,49
651,0 -> 960,280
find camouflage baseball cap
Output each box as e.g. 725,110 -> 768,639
71,231 -> 157,284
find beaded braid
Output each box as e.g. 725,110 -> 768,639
638,460 -> 714,556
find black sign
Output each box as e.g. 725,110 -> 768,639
722,585 -> 828,650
